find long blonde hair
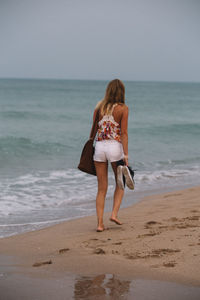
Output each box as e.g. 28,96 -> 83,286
96,79 -> 125,115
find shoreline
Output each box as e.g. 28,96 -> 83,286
1,182 -> 198,239
0,185 -> 200,298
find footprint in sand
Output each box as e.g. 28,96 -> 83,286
163,193 -> 182,198
152,248 -> 180,255
124,248 -> 181,260
146,221 -> 159,225
190,210 -> 199,213
166,215 -> 200,230
137,232 -> 158,238
59,248 -> 70,254
144,221 -> 161,229
163,261 -> 176,267
32,260 -> 52,267
94,248 -> 106,254
112,250 -> 119,254
169,217 -> 179,222
82,238 -> 107,249
186,216 -> 200,221
177,223 -> 199,229
112,242 -> 122,245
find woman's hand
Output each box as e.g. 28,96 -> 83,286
124,155 -> 128,166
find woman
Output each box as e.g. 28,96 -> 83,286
90,79 -> 129,232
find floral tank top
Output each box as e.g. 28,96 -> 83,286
96,104 -> 121,142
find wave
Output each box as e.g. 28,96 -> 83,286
131,123 -> 200,135
0,169 -> 99,216
0,165 -> 200,218
0,111 -> 50,120
155,157 -> 200,167
133,157 -> 200,173
0,110 -> 75,122
0,136 -> 68,157
157,123 -> 200,134
0,165 -> 199,238
135,166 -> 200,190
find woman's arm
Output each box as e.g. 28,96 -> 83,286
121,105 -> 129,165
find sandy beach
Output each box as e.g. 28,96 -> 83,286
0,186 -> 200,299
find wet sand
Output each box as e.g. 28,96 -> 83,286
0,186 -> 200,299
1,268 -> 200,300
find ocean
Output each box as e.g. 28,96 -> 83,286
0,78 -> 200,238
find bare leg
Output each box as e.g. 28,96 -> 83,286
110,162 -> 124,224
94,161 -> 108,231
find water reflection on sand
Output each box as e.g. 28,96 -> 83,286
74,274 -> 130,299
0,255 -> 200,300
73,274 -> 200,300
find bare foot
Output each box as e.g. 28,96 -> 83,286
96,225 -> 105,232
110,217 -> 122,225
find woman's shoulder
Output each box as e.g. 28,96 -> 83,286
116,103 -> 129,112
95,100 -> 103,110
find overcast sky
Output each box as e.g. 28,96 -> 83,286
0,0 -> 200,82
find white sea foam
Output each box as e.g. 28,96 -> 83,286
135,166 -> 200,190
1,166 -> 200,219
0,169 -> 115,217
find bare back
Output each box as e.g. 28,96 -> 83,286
98,103 -> 128,127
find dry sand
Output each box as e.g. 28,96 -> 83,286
0,186 -> 200,298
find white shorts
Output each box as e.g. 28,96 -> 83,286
93,140 -> 124,163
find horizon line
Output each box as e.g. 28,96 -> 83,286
0,77 -> 200,84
